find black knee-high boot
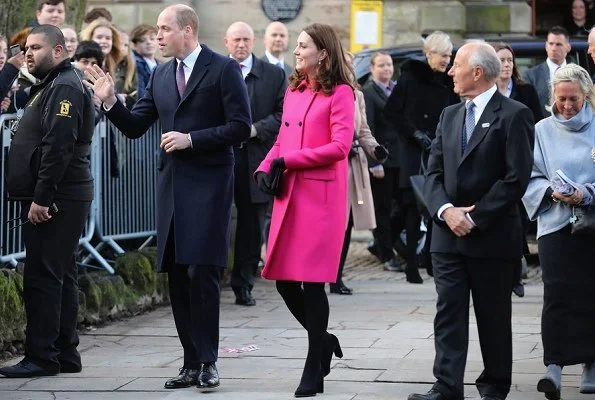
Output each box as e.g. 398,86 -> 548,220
294,283 -> 327,397
276,281 -> 343,379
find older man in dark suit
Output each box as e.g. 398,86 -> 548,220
85,4 -> 251,391
224,21 -> 286,306
409,42 -> 534,400
523,26 -> 571,115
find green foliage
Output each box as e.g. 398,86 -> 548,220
0,270 -> 26,343
115,252 -> 156,294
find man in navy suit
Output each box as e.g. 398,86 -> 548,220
262,21 -> 292,79
523,26 -> 571,116
409,42 -> 534,400
224,21 -> 286,307
85,4 -> 251,391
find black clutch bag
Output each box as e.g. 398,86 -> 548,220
570,206 -> 595,235
269,165 -> 284,196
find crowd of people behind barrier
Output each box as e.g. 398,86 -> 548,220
0,1 -> 594,400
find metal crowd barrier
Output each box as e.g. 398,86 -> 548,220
0,113 -> 159,274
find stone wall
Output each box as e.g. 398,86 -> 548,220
88,0 -> 531,66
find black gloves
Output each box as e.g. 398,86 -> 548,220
413,130 -> 432,152
374,145 -> 388,162
256,172 -> 275,195
271,157 -> 286,172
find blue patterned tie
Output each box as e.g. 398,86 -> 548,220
462,101 -> 475,155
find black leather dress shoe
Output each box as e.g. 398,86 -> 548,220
164,367 -> 199,389
235,287 -> 256,306
512,282 -> 525,297
329,284 -> 352,295
408,389 -> 449,400
0,359 -> 58,378
59,362 -> 82,373
197,362 -> 219,390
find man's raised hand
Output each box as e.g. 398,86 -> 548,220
83,64 -> 117,109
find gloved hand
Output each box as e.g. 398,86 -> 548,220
374,145 -> 388,162
413,130 -> 432,152
271,157 -> 286,172
256,172 -> 275,195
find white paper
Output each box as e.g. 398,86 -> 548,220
355,11 -> 378,45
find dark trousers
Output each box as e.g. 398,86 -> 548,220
168,264 -> 222,368
333,212 -> 354,288
22,199 -> 91,372
232,149 -> 268,292
370,167 -> 399,262
400,188 -> 422,267
431,252 -> 514,400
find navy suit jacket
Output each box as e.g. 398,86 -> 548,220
423,90 -> 534,260
106,45 -> 251,271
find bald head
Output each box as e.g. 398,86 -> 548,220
224,21 -> 255,63
264,21 -> 288,58
448,41 -> 501,99
161,4 -> 199,38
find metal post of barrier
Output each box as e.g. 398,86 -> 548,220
92,117 -> 158,255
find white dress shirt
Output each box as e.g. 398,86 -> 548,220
265,50 -> 285,69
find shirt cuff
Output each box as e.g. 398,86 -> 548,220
369,165 -> 383,173
437,203 -> 454,221
187,133 -> 193,149
465,213 -> 476,227
102,102 -> 115,112
250,125 -> 257,138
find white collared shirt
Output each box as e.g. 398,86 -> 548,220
232,54 -> 253,79
265,50 -> 285,69
546,58 -> 566,83
466,84 -> 498,125
176,44 -> 203,84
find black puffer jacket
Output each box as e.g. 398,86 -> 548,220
384,59 -> 460,188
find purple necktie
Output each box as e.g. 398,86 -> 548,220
176,61 -> 186,97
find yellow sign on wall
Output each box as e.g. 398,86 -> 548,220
350,0 -> 383,53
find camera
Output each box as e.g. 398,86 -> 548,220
9,45 -> 21,57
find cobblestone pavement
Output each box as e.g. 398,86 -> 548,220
2,240 -> 591,400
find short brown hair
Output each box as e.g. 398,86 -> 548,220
174,5 -> 199,39
289,23 -> 355,95
36,0 -> 64,11
84,7 -> 113,24
130,24 -> 158,44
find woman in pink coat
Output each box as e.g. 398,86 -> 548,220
255,23 -> 355,398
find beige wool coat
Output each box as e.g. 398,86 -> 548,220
349,90 -> 381,230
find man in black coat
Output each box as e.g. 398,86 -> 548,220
261,21 -> 292,79
224,21 -> 287,306
0,25 -> 95,378
85,4 -> 251,391
362,75 -> 401,270
409,42 -> 534,400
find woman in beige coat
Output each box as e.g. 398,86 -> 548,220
331,88 -> 387,294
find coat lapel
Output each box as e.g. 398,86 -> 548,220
371,80 -> 388,102
460,91 -> 501,164
178,46 -> 212,106
245,55 -> 262,111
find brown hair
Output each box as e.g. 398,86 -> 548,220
36,0 -> 64,11
84,7 -> 112,23
10,27 -> 33,50
289,23 -> 355,95
370,51 -> 390,67
79,18 -> 122,80
130,24 -> 158,44
490,42 -> 527,85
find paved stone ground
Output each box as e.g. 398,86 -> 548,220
0,240 -> 591,400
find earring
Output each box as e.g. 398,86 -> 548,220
318,59 -> 322,65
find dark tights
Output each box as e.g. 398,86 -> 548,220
276,281 -> 329,390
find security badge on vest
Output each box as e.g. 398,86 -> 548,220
57,100 -> 72,118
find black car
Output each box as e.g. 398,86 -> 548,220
353,36 -> 593,85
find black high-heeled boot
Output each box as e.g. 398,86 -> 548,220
321,333 -> 343,376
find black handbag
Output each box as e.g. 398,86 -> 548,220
410,151 -> 429,214
268,164 -> 284,196
570,206 -> 595,235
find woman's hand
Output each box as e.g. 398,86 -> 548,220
553,189 -> 584,205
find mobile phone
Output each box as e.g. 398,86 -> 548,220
10,45 -> 21,57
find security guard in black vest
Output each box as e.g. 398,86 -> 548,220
0,25 -> 94,378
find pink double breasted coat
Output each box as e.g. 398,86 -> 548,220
256,81 -> 355,283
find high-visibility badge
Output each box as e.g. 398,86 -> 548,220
57,100 -> 72,118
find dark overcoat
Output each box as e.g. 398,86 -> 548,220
106,45 -> 252,271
